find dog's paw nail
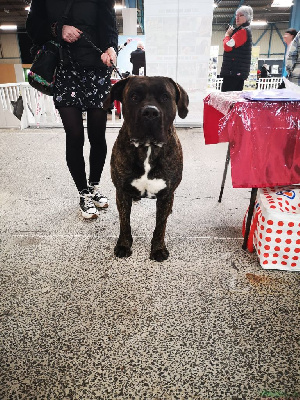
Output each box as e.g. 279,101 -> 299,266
114,246 -> 132,258
150,248 -> 169,262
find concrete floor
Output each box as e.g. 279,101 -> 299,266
0,127 -> 299,400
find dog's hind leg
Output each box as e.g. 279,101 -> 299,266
150,194 -> 174,262
114,189 -> 133,258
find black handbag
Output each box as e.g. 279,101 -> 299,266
28,0 -> 74,96
28,41 -> 61,95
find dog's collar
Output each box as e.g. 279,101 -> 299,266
130,139 -> 164,148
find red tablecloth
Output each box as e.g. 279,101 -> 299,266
203,93 -> 300,188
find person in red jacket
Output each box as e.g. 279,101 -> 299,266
220,5 -> 253,92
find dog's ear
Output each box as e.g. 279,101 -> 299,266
103,77 -> 130,110
168,79 -> 189,119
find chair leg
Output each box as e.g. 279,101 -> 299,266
242,188 -> 258,251
218,143 -> 231,203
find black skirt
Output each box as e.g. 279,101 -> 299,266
53,63 -> 112,110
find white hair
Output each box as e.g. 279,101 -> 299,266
236,5 -> 253,23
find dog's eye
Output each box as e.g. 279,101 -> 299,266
161,93 -> 169,102
130,93 -> 139,102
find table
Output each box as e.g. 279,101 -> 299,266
203,92 -> 300,249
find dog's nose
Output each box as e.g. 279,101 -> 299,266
141,105 -> 160,120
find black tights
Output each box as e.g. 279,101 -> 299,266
58,107 -> 107,192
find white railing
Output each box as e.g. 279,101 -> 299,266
215,78 -> 223,91
0,82 -> 121,129
0,83 -> 20,111
257,77 -> 283,90
1,77 -> 285,129
210,77 -> 283,92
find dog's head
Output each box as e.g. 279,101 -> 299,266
104,76 -> 189,146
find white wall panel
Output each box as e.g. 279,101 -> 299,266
144,0 -> 214,125
122,8 -> 138,36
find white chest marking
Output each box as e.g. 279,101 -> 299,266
131,146 -> 167,198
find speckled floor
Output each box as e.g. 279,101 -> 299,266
0,127 -> 299,400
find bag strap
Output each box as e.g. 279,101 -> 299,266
57,0 -> 75,59
62,0 -> 76,21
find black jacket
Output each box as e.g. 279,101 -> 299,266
26,0 -> 118,69
260,65 -> 269,78
220,23 -> 252,80
130,48 -> 146,75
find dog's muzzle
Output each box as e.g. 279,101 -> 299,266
141,105 -> 160,121
130,105 -> 165,147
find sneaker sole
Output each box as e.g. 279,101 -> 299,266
94,202 -> 109,209
81,211 -> 99,219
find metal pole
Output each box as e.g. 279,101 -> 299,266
218,143 -> 230,203
268,23 -> 274,58
290,0 -> 300,31
242,188 -> 258,251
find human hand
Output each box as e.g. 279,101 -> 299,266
101,47 -> 117,67
225,25 -> 234,37
62,25 -> 82,43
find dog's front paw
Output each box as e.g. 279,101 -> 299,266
150,247 -> 169,262
114,245 -> 132,258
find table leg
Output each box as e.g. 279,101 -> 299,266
218,143 -> 231,203
242,188 -> 258,251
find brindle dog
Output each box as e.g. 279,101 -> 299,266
104,76 -> 189,262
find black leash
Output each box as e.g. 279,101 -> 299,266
81,33 -> 123,79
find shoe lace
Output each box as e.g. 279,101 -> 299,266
90,185 -> 106,200
81,192 -> 95,208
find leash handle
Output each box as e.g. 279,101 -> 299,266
81,33 -> 123,79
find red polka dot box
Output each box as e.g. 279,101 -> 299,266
243,186 -> 300,271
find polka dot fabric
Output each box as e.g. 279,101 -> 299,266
250,186 -> 300,271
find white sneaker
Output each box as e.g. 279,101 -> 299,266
88,184 -> 109,208
79,189 -> 99,219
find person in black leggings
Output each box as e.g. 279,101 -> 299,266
26,0 -> 118,219
58,108 -> 107,193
